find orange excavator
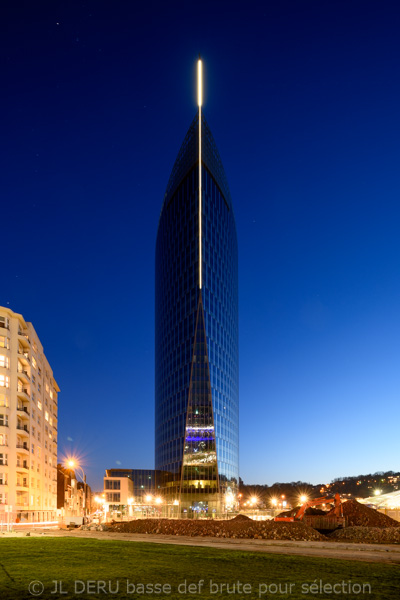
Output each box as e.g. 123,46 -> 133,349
275,493 -> 345,530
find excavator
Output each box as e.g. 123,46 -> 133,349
275,493 -> 345,531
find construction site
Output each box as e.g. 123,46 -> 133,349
87,496 -> 400,545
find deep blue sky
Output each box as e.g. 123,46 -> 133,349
2,1 -> 400,491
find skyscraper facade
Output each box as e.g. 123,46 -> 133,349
155,61 -> 238,515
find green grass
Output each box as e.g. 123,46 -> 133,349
0,538 -> 399,599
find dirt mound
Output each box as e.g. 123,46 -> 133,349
230,514 -> 252,522
107,518 -> 326,542
305,507 -> 327,516
327,499 -> 400,528
329,526 -> 400,544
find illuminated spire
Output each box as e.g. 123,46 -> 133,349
198,57 -> 202,289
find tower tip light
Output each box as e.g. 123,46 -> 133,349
197,59 -> 202,107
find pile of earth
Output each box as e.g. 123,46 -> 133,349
230,514 -> 252,522
107,518 -> 326,542
329,526 -> 400,544
327,499 -> 400,528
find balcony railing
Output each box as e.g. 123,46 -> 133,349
16,443 -> 29,451
17,424 -> 29,433
17,406 -> 30,415
17,369 -> 30,380
18,330 -> 30,341
17,388 -> 30,397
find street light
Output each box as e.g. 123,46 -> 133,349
67,459 -> 87,516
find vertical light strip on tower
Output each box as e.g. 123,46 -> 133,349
198,58 -> 202,289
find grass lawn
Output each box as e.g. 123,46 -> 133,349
0,538 -> 399,599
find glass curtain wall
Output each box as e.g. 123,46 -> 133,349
156,114 -> 238,517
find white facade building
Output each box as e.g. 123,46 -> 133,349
0,306 -> 59,523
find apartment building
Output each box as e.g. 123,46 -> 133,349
0,306 -> 59,523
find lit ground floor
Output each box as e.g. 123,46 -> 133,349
0,509 -> 57,525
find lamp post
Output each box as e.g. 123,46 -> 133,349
67,460 -> 87,517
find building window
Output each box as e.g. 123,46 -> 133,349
50,390 -> 53,399
37,400 -> 42,411
0,375 -> 10,388
0,414 -> 8,427
0,434 -> 8,446
0,356 -> 9,369
32,357 -> 37,370
0,317 -> 9,330
0,394 -> 9,408
45,411 -> 49,422
0,492 -> 8,504
0,473 -> 7,485
113,493 -> 120,502
0,336 -> 9,349
0,454 -> 7,466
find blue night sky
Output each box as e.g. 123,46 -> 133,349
2,1 -> 400,491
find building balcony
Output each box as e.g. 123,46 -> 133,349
16,464 -> 29,473
18,330 -> 30,347
16,443 -> 29,453
18,349 -> 30,364
16,482 -> 29,489
17,369 -> 30,383
17,405 -> 30,417
17,388 -> 30,400
17,424 -> 29,435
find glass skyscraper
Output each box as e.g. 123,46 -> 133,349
155,64 -> 238,516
